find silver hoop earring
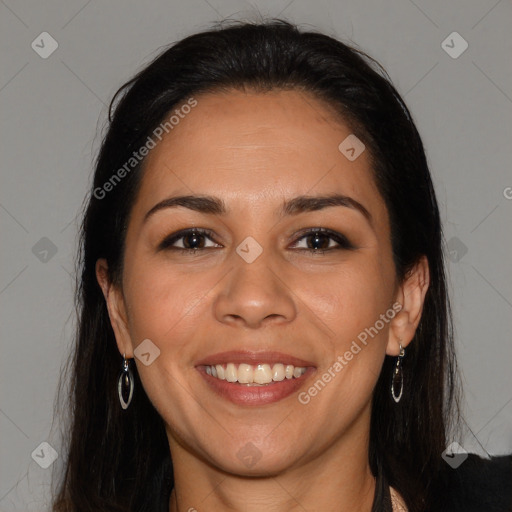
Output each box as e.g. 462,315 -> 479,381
118,353 -> 134,410
391,342 -> 405,403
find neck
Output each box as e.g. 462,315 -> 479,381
167,407 -> 377,512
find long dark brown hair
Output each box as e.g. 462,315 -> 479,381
52,19 -> 461,512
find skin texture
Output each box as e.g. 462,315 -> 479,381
96,89 -> 428,512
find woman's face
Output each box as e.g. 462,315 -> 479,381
99,89 -> 424,476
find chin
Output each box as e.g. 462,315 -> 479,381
205,440 -> 304,477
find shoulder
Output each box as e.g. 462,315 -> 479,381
430,453 -> 512,512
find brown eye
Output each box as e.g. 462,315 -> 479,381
181,231 -> 206,249
290,228 -> 355,253
158,228 -> 221,252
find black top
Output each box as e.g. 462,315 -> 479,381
148,453 -> 512,511
429,453 -> 512,511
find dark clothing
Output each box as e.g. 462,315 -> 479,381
428,453 -> 512,512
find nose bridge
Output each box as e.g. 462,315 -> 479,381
213,240 -> 297,328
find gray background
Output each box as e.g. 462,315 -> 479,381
1,0 -> 511,509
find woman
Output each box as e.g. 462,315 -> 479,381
52,20 -> 511,512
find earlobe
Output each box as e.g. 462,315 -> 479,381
386,256 -> 430,356
95,259 -> 134,358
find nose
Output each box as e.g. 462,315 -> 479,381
213,250 -> 297,329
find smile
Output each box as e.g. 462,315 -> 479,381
196,351 -> 316,405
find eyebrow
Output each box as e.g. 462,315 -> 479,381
143,193 -> 373,226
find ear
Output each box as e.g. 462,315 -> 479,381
386,255 -> 430,356
95,258 -> 134,358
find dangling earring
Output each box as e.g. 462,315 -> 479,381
391,341 -> 405,403
118,353 -> 134,410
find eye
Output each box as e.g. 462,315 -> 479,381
290,228 -> 355,254
158,228 -> 221,253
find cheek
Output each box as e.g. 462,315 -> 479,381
121,261 -> 211,423
122,256 -> 214,345
295,258 -> 394,405
298,260 -> 394,342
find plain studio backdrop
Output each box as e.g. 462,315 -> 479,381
0,0 -> 511,509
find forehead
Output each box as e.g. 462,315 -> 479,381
132,89 -> 387,224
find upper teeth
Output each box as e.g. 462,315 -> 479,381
205,363 -> 306,384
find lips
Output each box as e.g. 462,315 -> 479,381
195,350 -> 316,406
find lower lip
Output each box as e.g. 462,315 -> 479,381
197,366 -> 316,406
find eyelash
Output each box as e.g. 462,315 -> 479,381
158,227 -> 355,255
